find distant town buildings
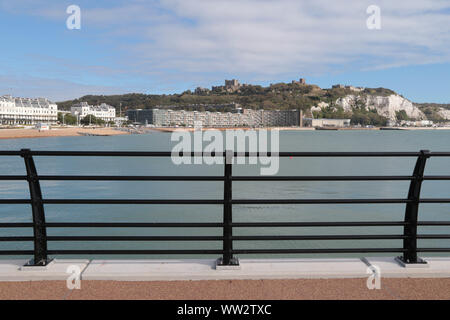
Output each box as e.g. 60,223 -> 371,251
0,95 -> 58,125
387,119 -> 434,127
304,118 -> 351,128
70,102 -> 116,123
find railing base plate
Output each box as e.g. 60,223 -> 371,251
395,256 -> 428,268
216,258 -> 240,270
21,258 -> 54,269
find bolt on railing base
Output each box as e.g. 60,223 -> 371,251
23,258 -> 54,268
395,256 -> 428,268
216,257 -> 240,270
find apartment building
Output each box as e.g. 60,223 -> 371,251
127,108 -> 302,127
71,102 -> 116,122
0,95 -> 58,125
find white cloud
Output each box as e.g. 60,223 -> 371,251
1,0 -> 450,89
125,0 -> 450,77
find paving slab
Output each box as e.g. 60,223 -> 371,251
2,257 -> 450,282
0,259 -> 90,281
81,258 -> 369,281
363,257 -> 450,278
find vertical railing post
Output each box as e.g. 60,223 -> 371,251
20,149 -> 50,266
217,150 -> 239,266
399,149 -> 430,265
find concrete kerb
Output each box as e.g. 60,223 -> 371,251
0,257 -> 449,281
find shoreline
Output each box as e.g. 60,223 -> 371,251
0,126 -> 449,140
0,127 -> 129,140
147,126 -> 450,133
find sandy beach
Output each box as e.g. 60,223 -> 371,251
0,127 -> 129,140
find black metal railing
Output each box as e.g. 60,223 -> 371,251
0,149 -> 449,266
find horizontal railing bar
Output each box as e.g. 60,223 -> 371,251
38,175 -> 225,181
47,250 -> 224,255
46,236 -> 223,241
16,151 -> 426,157
232,199 -> 411,204
0,250 -> 34,255
0,223 -> 34,228
42,199 -> 224,204
40,198 -> 414,205
233,176 -> 414,181
45,222 -> 224,228
9,175 -> 450,182
232,235 -> 406,240
4,235 -> 447,242
38,235 -> 410,242
0,237 -> 33,241
232,248 -> 406,254
0,176 -> 27,181
420,199 -> 450,203
418,221 -> 450,226
42,221 -> 409,228
417,234 -> 450,239
418,248 -> 450,252
232,221 -> 408,227
0,221 -> 443,229
0,199 -> 31,204
34,175 -> 418,182
0,151 -> 24,156
423,176 -> 450,180
19,151 -> 175,157
426,152 -> 450,157
1,151 -> 449,158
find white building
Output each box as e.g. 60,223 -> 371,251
304,118 -> 351,128
71,102 -> 116,123
0,95 -> 58,125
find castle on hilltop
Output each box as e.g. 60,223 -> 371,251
196,77 -> 308,95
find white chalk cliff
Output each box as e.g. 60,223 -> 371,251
328,94 -> 426,120
438,108 -> 450,120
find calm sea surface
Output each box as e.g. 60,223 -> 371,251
0,130 -> 449,259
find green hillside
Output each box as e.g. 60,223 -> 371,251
57,82 -> 450,125
56,83 -> 396,114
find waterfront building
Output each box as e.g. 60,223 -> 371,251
127,108 -> 303,127
303,118 -> 351,128
126,109 -> 154,124
0,95 -> 58,125
71,102 -> 116,123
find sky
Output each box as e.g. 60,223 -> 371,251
0,0 -> 449,103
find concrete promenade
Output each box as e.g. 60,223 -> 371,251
0,257 -> 449,299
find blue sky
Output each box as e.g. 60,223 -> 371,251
0,0 -> 449,103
